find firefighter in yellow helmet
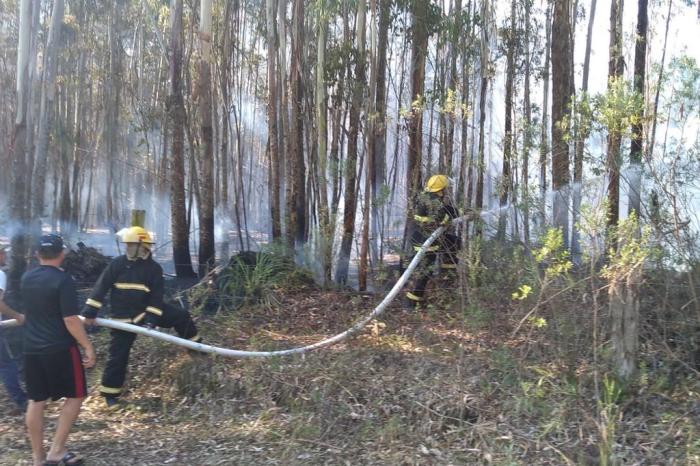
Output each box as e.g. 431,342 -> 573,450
82,226 -> 201,408
404,175 -> 460,307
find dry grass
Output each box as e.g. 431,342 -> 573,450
2,281 -> 699,465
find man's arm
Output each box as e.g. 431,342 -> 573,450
64,316 -> 96,368
82,260 -> 117,323
62,275 -> 96,367
0,299 -> 24,324
144,263 -> 165,327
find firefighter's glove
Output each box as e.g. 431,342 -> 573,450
143,317 -> 159,330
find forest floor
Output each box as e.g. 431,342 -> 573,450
1,274 -> 699,465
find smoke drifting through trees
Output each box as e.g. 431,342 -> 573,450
0,0 -> 698,289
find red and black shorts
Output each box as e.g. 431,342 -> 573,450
24,345 -> 87,401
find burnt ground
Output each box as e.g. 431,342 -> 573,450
1,279 -> 699,465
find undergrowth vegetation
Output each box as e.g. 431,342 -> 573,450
3,238 -> 698,465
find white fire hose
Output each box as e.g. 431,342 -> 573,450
1,218 -> 464,358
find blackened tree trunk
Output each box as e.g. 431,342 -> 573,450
522,0 -> 533,245
336,0 -> 367,285
370,0 -> 390,266
267,0 -> 282,240
197,0 -> 215,277
286,0 -> 307,250
498,0 -> 516,240
168,0 -> 196,278
606,0 -> 624,230
316,0 -> 332,284
405,0 -> 430,245
551,0 -> 573,246
475,0 -> 491,228
628,0 -> 647,217
444,0 -> 462,178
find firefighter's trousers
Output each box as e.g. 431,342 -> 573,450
99,303 -> 200,398
405,233 -> 460,303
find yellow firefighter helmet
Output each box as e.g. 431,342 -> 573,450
425,174 -> 449,193
118,226 -> 155,244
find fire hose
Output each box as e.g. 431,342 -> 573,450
1,217 -> 465,358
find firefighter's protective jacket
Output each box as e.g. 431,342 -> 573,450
82,255 -> 165,326
411,192 -> 459,249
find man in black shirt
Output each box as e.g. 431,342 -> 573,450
83,226 -> 200,408
22,234 -> 96,466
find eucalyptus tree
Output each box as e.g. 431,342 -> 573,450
286,0 -> 307,249
572,0 -> 598,259
551,0 -> 573,246
168,0 -> 196,278
32,0 -> 65,231
606,0 -> 624,229
8,0 -> 35,291
405,0 -> 432,242
474,0 -> 492,230
628,0 -> 648,217
315,0 -> 332,284
198,0 -> 215,277
336,0 -> 368,285
266,0 -> 282,241
539,0 -> 552,227
497,0 -> 517,240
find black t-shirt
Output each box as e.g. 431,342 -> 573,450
21,265 -> 79,354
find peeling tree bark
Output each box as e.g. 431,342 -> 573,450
32,0 -> 65,230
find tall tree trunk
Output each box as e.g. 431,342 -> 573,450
649,0 -> 672,159
606,0 -> 624,230
286,0 -> 307,250
404,0 -> 430,246
32,0 -> 65,230
278,0 -> 289,227
572,0 -> 598,259
610,0 -> 647,385
540,0 -> 552,229
168,0 -> 196,278
360,0 -> 381,290
267,0 -> 282,240
459,0 -> 474,208
628,0 -> 647,217
8,0 -> 34,293
105,0 -> 124,228
475,0 -> 491,223
336,0 -> 368,285
316,0 -> 332,284
219,0 -> 233,260
444,0 -> 462,178
498,0 -> 517,240
371,0 -> 390,264
551,0 -> 573,246
197,0 -> 215,277
522,0 -> 533,245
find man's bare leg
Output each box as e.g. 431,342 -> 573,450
45,397 -> 84,463
26,400 -> 46,466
